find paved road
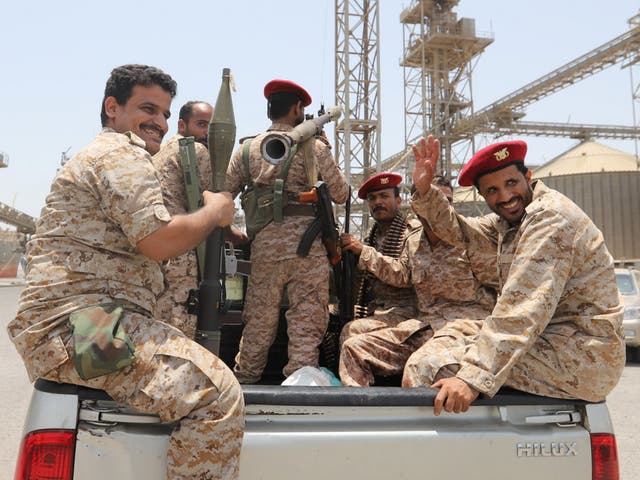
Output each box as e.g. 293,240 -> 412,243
1,283 -> 638,478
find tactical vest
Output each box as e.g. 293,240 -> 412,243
239,138 -> 298,239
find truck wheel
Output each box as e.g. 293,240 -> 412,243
626,346 -> 640,363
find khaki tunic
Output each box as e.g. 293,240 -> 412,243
7,129 -> 244,480
151,134 -> 212,339
340,219 -> 421,342
340,225 -> 496,386
226,123 -> 349,382
407,180 -> 625,401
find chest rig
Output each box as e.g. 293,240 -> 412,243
239,138 -> 299,239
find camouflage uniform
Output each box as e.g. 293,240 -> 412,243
340,225 -> 496,386
226,123 -> 349,383
7,129 -> 244,480
339,218 -> 421,343
404,180 -> 626,402
152,134 -> 212,339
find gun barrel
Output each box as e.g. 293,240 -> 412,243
259,105 -> 343,165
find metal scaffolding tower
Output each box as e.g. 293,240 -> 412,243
399,0 -> 493,181
628,11 -> 640,164
334,0 -> 382,237
388,3 -> 640,185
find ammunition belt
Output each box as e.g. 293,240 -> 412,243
354,212 -> 408,318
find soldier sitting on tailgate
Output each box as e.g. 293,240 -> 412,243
405,135 -> 626,416
7,64 -> 245,479
225,79 -> 349,384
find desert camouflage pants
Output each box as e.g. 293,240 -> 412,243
339,319 -> 432,386
339,304 -> 418,346
402,318 -> 625,402
156,293 -> 197,340
234,254 -> 330,383
47,311 -> 244,480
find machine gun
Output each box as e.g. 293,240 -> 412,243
195,68 -> 236,356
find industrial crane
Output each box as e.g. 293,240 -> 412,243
334,1 -> 639,238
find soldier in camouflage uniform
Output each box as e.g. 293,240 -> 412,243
152,101 -> 248,339
339,172 -> 421,343
226,79 -> 349,383
405,135 -> 626,415
339,178 -> 496,386
7,65 -> 244,479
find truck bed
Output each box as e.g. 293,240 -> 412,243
25,378 -> 611,480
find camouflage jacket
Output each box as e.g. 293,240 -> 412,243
226,122 -> 349,263
358,218 -> 421,311
8,128 -> 171,380
411,180 -> 624,396
151,135 -> 212,306
359,225 -> 496,330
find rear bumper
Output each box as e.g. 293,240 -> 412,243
623,318 -> 640,347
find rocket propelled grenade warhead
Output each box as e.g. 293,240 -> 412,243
260,105 -> 343,165
208,68 -> 236,192
196,68 -> 237,355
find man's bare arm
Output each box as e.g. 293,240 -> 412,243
137,191 -> 235,261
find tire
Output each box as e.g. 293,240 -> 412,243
626,346 -> 640,363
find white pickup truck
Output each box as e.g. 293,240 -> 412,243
13,247 -> 621,480
15,377 -> 619,479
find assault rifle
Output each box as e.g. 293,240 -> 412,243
297,181 -> 342,285
339,186 -> 356,325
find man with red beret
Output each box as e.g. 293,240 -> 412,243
339,172 -> 422,344
339,176 -> 496,386
405,135 -> 625,415
226,79 -> 349,383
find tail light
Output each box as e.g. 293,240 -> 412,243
14,429 -> 75,480
591,433 -> 619,480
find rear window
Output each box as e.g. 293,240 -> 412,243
616,272 -> 638,296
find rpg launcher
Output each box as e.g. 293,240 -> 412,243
259,106 -> 342,165
195,68 -> 236,356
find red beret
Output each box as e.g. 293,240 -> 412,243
458,140 -> 528,187
358,172 -> 403,199
264,79 -> 312,107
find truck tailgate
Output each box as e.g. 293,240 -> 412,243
238,386 -> 594,479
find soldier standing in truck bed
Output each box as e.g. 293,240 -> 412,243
226,79 -> 349,383
152,100 -> 247,339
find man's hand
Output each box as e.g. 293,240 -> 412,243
224,225 -> 249,246
340,233 -> 363,255
412,135 -> 440,196
202,191 -> 235,227
431,377 -> 479,416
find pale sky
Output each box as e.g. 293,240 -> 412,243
0,0 -> 638,219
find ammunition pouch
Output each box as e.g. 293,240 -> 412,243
239,138 -> 299,239
186,288 -> 200,315
69,303 -> 135,381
